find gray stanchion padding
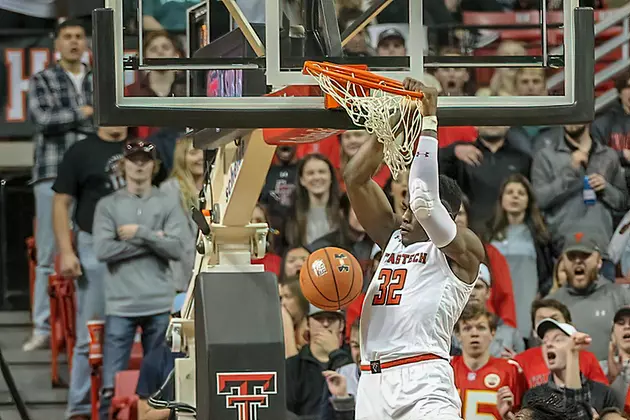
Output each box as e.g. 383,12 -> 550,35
195,271 -> 286,420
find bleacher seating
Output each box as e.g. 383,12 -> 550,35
463,9 -> 624,93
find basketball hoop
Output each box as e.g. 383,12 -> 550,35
303,61 -> 425,179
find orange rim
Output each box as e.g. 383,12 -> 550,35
303,61 -> 424,99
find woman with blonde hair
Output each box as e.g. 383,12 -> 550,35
160,136 -> 205,291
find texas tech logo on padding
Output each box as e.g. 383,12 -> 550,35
216,372 -> 277,420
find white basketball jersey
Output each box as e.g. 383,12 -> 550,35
360,230 -> 474,363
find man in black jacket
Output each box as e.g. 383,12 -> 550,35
286,305 -> 352,418
439,126 -> 531,236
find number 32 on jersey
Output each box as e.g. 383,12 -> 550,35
372,268 -> 407,306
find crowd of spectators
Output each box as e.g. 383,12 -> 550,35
9,0 -> 630,419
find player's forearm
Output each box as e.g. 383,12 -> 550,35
409,117 -> 457,247
343,134 -> 384,186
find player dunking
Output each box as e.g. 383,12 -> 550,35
343,79 -> 485,420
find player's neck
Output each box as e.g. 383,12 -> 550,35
463,352 -> 490,371
309,343 -> 330,363
309,191 -> 329,207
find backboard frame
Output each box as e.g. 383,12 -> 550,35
264,0 -> 425,87
93,0 -> 594,128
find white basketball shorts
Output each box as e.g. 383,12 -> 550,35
355,358 -> 463,420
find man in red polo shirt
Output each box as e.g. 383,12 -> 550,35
513,299 -> 607,388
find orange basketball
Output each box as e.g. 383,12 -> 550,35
299,247 -> 363,310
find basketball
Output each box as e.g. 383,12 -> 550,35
299,247 -> 363,311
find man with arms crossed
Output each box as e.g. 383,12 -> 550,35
343,79 -> 485,420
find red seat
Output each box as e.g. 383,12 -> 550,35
462,9 -> 621,44
49,256 -> 77,387
91,331 -> 145,420
110,370 -> 140,420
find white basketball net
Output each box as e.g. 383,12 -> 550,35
306,68 -> 423,179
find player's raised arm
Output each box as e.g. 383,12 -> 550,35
343,132 -> 399,250
403,78 -> 485,284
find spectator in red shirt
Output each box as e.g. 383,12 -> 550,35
451,304 -> 528,419
513,299 -> 608,388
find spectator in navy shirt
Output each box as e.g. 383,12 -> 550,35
136,293 -> 187,420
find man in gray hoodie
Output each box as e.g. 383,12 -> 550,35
92,139 -> 188,420
549,229 -> 630,362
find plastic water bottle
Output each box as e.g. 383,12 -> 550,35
583,175 -> 596,206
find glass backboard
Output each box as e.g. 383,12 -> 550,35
92,0 -> 595,128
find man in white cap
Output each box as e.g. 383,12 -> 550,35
499,318 -> 617,419
452,264 -> 524,357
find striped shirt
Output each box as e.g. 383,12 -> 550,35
28,63 -> 94,183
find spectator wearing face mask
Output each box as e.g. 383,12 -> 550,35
439,125 -> 531,237
549,230 -> 630,362
286,305 -> 352,417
